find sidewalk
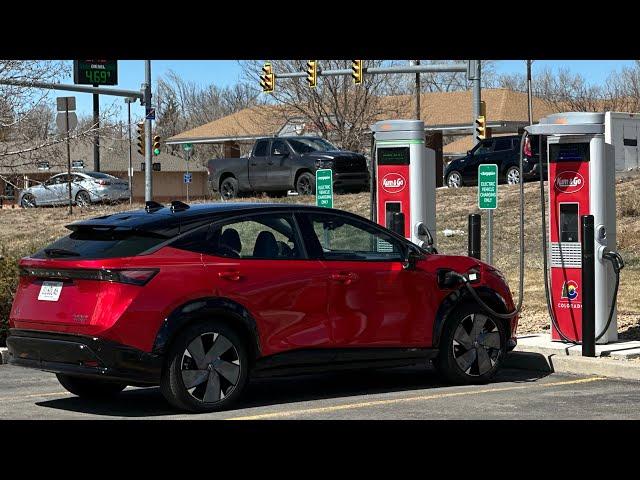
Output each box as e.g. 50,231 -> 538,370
505,333 -> 640,381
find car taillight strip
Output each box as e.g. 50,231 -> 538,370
19,267 -> 158,286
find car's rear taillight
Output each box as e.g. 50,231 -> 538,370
94,179 -> 111,185
523,137 -> 532,157
20,267 -> 158,286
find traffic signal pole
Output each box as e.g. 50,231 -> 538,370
144,60 -> 152,202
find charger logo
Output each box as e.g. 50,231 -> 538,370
381,173 -> 406,194
555,172 -> 584,193
561,280 -> 579,301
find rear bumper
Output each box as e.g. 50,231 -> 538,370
6,329 -> 162,386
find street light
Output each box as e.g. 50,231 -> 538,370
124,97 -> 136,205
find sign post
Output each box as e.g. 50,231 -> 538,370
182,143 -> 192,202
56,97 -> 77,216
315,169 -> 333,208
478,163 -> 498,264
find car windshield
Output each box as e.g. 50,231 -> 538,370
287,138 -> 339,154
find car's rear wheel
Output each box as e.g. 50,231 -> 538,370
296,172 -> 315,195
434,304 -> 506,385
161,321 -> 249,413
505,166 -> 521,185
446,171 -> 463,188
21,194 -> 36,208
75,190 -> 91,207
220,177 -> 239,201
56,374 -> 127,399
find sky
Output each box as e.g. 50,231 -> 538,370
48,60 -> 637,121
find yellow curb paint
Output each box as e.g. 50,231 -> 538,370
226,376 -> 606,420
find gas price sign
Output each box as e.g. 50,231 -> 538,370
73,60 -> 118,86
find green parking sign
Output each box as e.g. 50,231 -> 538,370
478,164 -> 498,210
316,169 -> 333,208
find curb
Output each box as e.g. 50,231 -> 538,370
0,347 -> 8,365
505,351 -> 640,381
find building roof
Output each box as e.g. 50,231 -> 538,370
167,88 -> 560,144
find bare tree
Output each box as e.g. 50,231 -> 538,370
239,60 -> 411,152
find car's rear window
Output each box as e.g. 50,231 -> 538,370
32,228 -> 168,260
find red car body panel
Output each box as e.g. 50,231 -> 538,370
10,243 -> 517,357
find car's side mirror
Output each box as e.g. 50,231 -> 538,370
401,248 -> 421,271
467,150 -> 472,155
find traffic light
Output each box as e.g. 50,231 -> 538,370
306,60 -> 318,88
475,100 -> 488,141
475,115 -> 487,141
136,122 -> 145,156
260,62 -> 275,93
153,135 -> 161,156
351,60 -> 363,85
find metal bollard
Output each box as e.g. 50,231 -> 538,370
468,214 -> 481,259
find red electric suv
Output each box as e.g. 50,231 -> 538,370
7,201 -> 518,412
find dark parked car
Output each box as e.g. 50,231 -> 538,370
7,202 -> 517,412
208,136 -> 370,200
445,135 -> 544,188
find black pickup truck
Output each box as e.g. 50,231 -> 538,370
207,136 -> 370,200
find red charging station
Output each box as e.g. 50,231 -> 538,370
527,112 -> 618,344
371,120 -> 436,248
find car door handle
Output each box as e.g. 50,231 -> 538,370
267,161 -> 274,166
329,272 -> 358,285
250,162 -> 257,166
218,271 -> 241,281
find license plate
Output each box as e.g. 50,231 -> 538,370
38,281 -> 63,302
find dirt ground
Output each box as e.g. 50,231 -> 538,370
1,176 -> 639,338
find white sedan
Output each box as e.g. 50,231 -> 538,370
19,172 -> 130,208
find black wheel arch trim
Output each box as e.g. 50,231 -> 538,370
432,286 -> 511,348
152,296 -> 261,360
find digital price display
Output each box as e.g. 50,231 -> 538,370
73,60 -> 118,86
549,143 -> 590,163
377,147 -> 410,165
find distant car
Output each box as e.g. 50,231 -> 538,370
19,172 -> 130,208
444,135 -> 545,188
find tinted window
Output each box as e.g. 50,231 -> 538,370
288,138 -> 338,153
493,138 -> 512,151
474,140 -> 493,155
54,175 -> 69,184
32,229 -> 168,260
191,214 -> 302,259
85,172 -> 116,179
254,140 -> 269,156
271,140 -> 289,155
303,212 -> 403,261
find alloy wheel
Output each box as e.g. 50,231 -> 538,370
452,313 -> 502,376
221,182 -> 235,200
506,167 -> 521,185
298,176 -> 312,195
180,332 -> 241,404
76,191 -> 90,207
21,194 -> 36,208
447,172 -> 462,188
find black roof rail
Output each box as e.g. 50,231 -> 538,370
145,201 -> 164,212
170,200 -> 190,212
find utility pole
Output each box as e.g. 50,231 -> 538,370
93,87 -> 100,172
527,60 -> 534,125
65,105 -> 73,215
411,60 -> 421,120
125,97 -> 135,204
144,60 -> 153,202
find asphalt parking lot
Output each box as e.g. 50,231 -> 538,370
2,363 -> 640,420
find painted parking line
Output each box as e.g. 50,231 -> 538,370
226,376 -> 606,420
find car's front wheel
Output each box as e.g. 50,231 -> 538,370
434,303 -> 507,385
56,374 -> 127,399
505,166 -> 521,185
446,171 -> 463,188
161,321 -> 249,413
296,172 -> 316,195
20,194 -> 37,208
